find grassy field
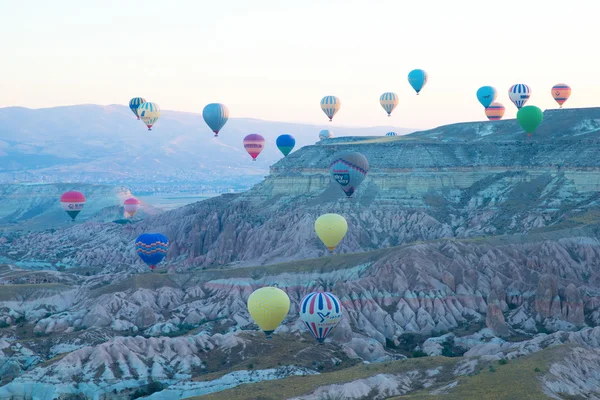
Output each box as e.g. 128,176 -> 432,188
394,345 -> 570,400
189,345 -> 573,400
193,356 -> 458,400
0,283 -> 72,301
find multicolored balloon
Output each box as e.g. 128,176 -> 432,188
320,96 -> 341,122
129,97 -> 146,120
60,191 -> 86,221
202,103 -> 229,137
476,86 -> 497,108
247,287 -> 290,338
329,151 -> 369,197
299,291 -> 343,344
124,197 -> 140,218
135,233 -> 168,270
137,102 -> 160,130
551,84 -> 571,108
319,130 -> 333,140
485,102 -> 505,121
508,84 -> 531,109
386,132 -> 397,136
276,134 -> 295,156
517,105 -> 543,137
379,92 -> 399,116
408,69 -> 428,95
243,134 -> 265,161
314,213 -> 348,253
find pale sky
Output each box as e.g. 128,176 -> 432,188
0,0 -> 598,130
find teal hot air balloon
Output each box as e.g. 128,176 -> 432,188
408,69 -> 428,95
329,151 -> 369,197
476,86 -> 497,108
276,134 -> 295,156
203,103 -> 229,137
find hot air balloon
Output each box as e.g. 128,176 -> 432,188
315,213 -> 348,253
551,84 -> 571,108
129,97 -> 146,120
380,92 -> 399,116
276,134 -> 295,156
243,134 -> 265,161
299,291 -> 343,344
329,151 -> 369,197
476,86 -> 497,108
60,191 -> 86,221
508,84 -> 531,109
123,197 -> 140,218
319,130 -> 333,140
408,69 -> 428,95
135,233 -> 168,270
485,102 -> 505,121
202,103 -> 229,137
138,102 -> 160,130
247,287 -> 290,338
320,96 -> 341,122
517,105 -> 543,137
386,132 -> 397,136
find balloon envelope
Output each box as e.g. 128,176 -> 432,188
276,134 -> 295,156
314,213 -> 348,252
320,96 -> 341,121
551,84 -> 571,108
476,86 -> 497,108
386,132 -> 397,136
485,102 -> 505,121
129,97 -> 146,119
408,69 -> 428,94
135,233 -> 168,270
138,102 -> 160,130
299,291 -> 343,343
247,287 -> 290,337
329,151 -> 369,197
379,92 -> 399,116
202,103 -> 229,136
319,130 -> 333,140
508,84 -> 531,109
243,134 -> 265,161
60,191 -> 86,221
517,105 -> 543,135
124,197 -> 140,217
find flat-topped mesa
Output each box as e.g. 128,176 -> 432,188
266,107 -> 600,199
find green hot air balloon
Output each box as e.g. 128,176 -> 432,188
517,105 -> 543,137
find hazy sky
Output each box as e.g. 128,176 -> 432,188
0,0 -> 597,130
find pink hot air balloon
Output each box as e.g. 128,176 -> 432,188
124,197 -> 140,218
243,134 -> 265,161
60,191 -> 86,221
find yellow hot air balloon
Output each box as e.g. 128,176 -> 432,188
315,213 -> 348,252
247,287 -> 290,338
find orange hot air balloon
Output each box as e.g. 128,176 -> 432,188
243,134 -> 265,161
485,102 -> 505,121
551,83 -> 571,108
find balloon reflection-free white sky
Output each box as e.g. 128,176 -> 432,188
0,0 -> 598,130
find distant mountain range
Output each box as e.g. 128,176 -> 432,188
0,104 -> 414,188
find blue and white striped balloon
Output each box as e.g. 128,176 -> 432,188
129,97 -> 146,119
320,96 -> 341,122
137,102 -> 160,131
386,132 -> 397,136
508,84 -> 531,109
299,291 -> 343,344
380,92 -> 399,116
202,103 -> 229,137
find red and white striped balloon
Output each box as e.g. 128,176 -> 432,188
124,197 -> 140,218
243,134 -> 265,161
